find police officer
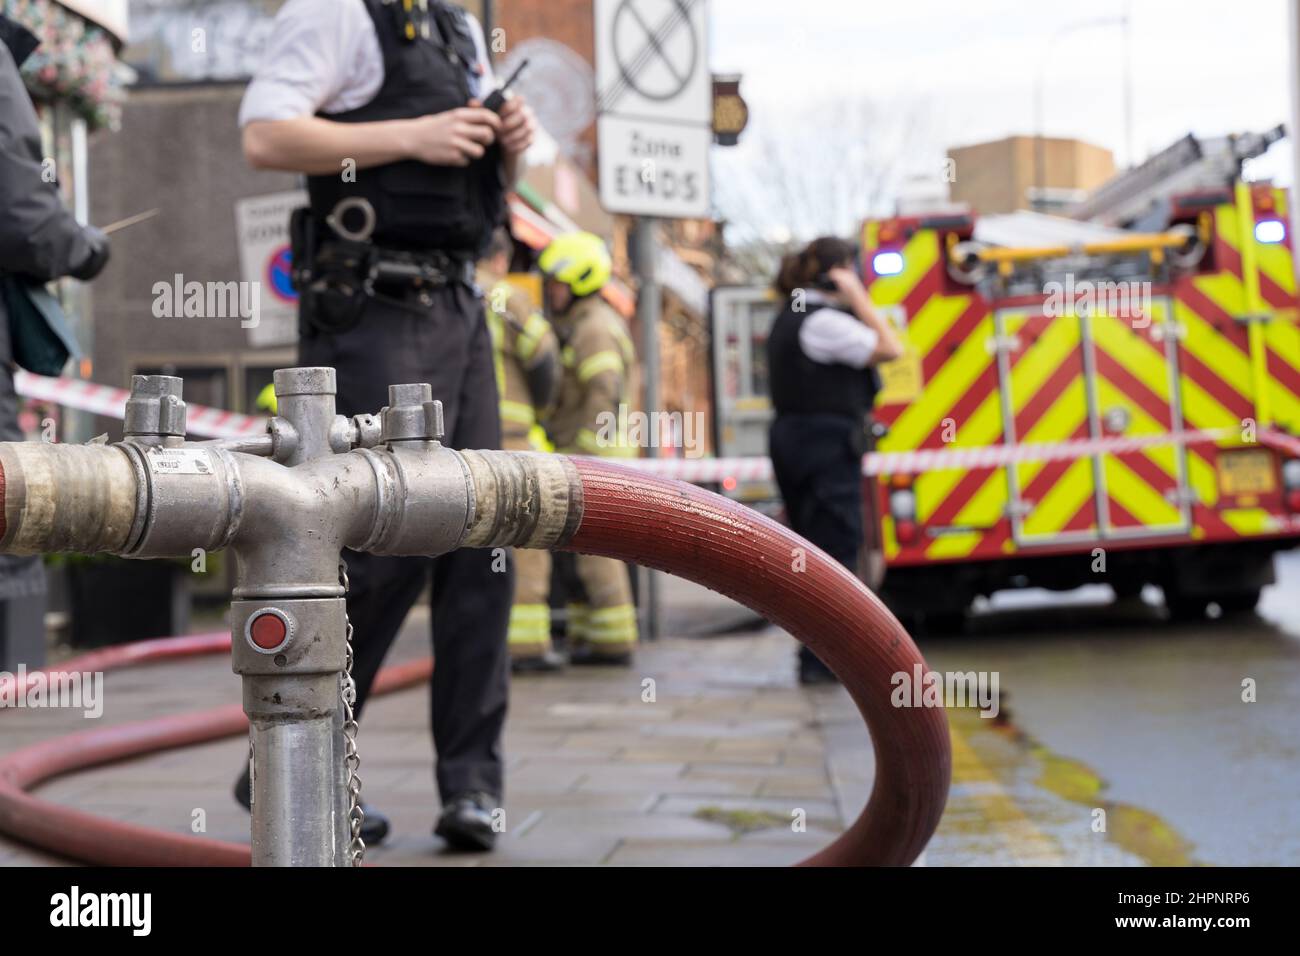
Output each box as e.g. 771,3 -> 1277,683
476,228 -> 565,673
766,237 -> 903,684
539,233 -> 640,665
0,13 -> 110,661
237,0 -> 536,852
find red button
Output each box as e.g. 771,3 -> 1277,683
250,612 -> 288,650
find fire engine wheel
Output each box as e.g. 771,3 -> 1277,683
1164,588 -> 1208,621
1165,585 -> 1262,620
1210,589 -> 1262,615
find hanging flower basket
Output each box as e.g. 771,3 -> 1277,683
3,0 -> 124,130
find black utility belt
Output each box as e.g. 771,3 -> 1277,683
313,239 -> 475,294
293,237 -> 476,336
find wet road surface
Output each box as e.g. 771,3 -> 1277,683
920,549 -> 1300,866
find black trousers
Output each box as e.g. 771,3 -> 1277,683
300,282 -> 512,801
769,413 -> 865,665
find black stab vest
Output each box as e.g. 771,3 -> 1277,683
767,298 -> 879,419
306,0 -> 506,255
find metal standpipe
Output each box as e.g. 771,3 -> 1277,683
0,366 -> 952,868
0,367 -> 557,867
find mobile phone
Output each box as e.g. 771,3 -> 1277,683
483,59 -> 530,113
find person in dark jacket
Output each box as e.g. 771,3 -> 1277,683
0,14 -> 110,660
766,237 -> 903,684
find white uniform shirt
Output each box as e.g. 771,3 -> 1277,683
238,0 -> 494,126
797,291 -> 879,369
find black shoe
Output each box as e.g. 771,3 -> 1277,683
434,792 -> 499,852
568,645 -> 634,667
233,766 -> 392,846
798,651 -> 839,686
511,649 -> 568,674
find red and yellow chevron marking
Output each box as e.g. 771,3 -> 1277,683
1252,188 -> 1300,435
864,187 -> 1300,569
864,228 -> 1007,563
1001,307 -> 1098,541
1172,183 -> 1300,539
1088,303 -> 1186,535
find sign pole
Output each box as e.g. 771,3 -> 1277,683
632,215 -> 662,641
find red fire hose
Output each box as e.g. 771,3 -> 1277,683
0,636 -> 431,866
0,460 -> 950,866
561,459 -> 950,866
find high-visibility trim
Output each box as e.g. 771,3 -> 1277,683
511,604 -> 550,622
500,400 -> 536,426
508,604 -> 551,647
527,424 -> 554,452
577,350 -> 624,383
584,609 -> 639,643
485,307 -> 508,402
565,603 -> 589,639
575,428 -> 604,454
573,428 -> 638,457
587,604 -> 637,623
517,312 -> 550,362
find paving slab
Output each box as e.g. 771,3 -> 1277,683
0,601 -> 865,867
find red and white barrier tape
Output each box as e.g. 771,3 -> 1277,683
617,427 -> 1299,483
15,371 -> 266,439
16,371 -> 1298,479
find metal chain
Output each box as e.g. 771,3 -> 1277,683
339,560 -> 365,866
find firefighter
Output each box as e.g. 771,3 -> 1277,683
237,0 -> 536,852
477,228 -> 566,673
766,237 -> 904,684
539,233 -> 639,665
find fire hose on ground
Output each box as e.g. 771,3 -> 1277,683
0,368 -> 950,866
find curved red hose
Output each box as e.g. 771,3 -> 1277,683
0,650 -> 432,866
0,460 -> 951,867
560,458 -> 951,866
0,631 -> 232,700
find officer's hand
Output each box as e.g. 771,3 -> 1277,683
406,107 -> 502,166
827,266 -> 868,305
497,94 -> 537,157
70,225 -> 111,281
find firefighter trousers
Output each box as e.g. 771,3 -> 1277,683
502,432 -> 555,659
567,554 -> 638,656
299,281 -> 512,802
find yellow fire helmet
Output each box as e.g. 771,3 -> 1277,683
538,231 -> 612,298
255,382 -> 278,415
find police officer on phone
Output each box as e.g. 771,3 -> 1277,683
237,0 -> 535,852
767,237 -> 904,685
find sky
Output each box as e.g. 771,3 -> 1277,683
708,0 -> 1296,228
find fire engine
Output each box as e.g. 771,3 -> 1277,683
711,134 -> 1300,631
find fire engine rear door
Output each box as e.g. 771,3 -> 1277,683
995,303 -> 1103,546
1084,295 -> 1192,539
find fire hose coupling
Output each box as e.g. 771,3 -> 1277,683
0,442 -> 139,556
458,449 -> 584,551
